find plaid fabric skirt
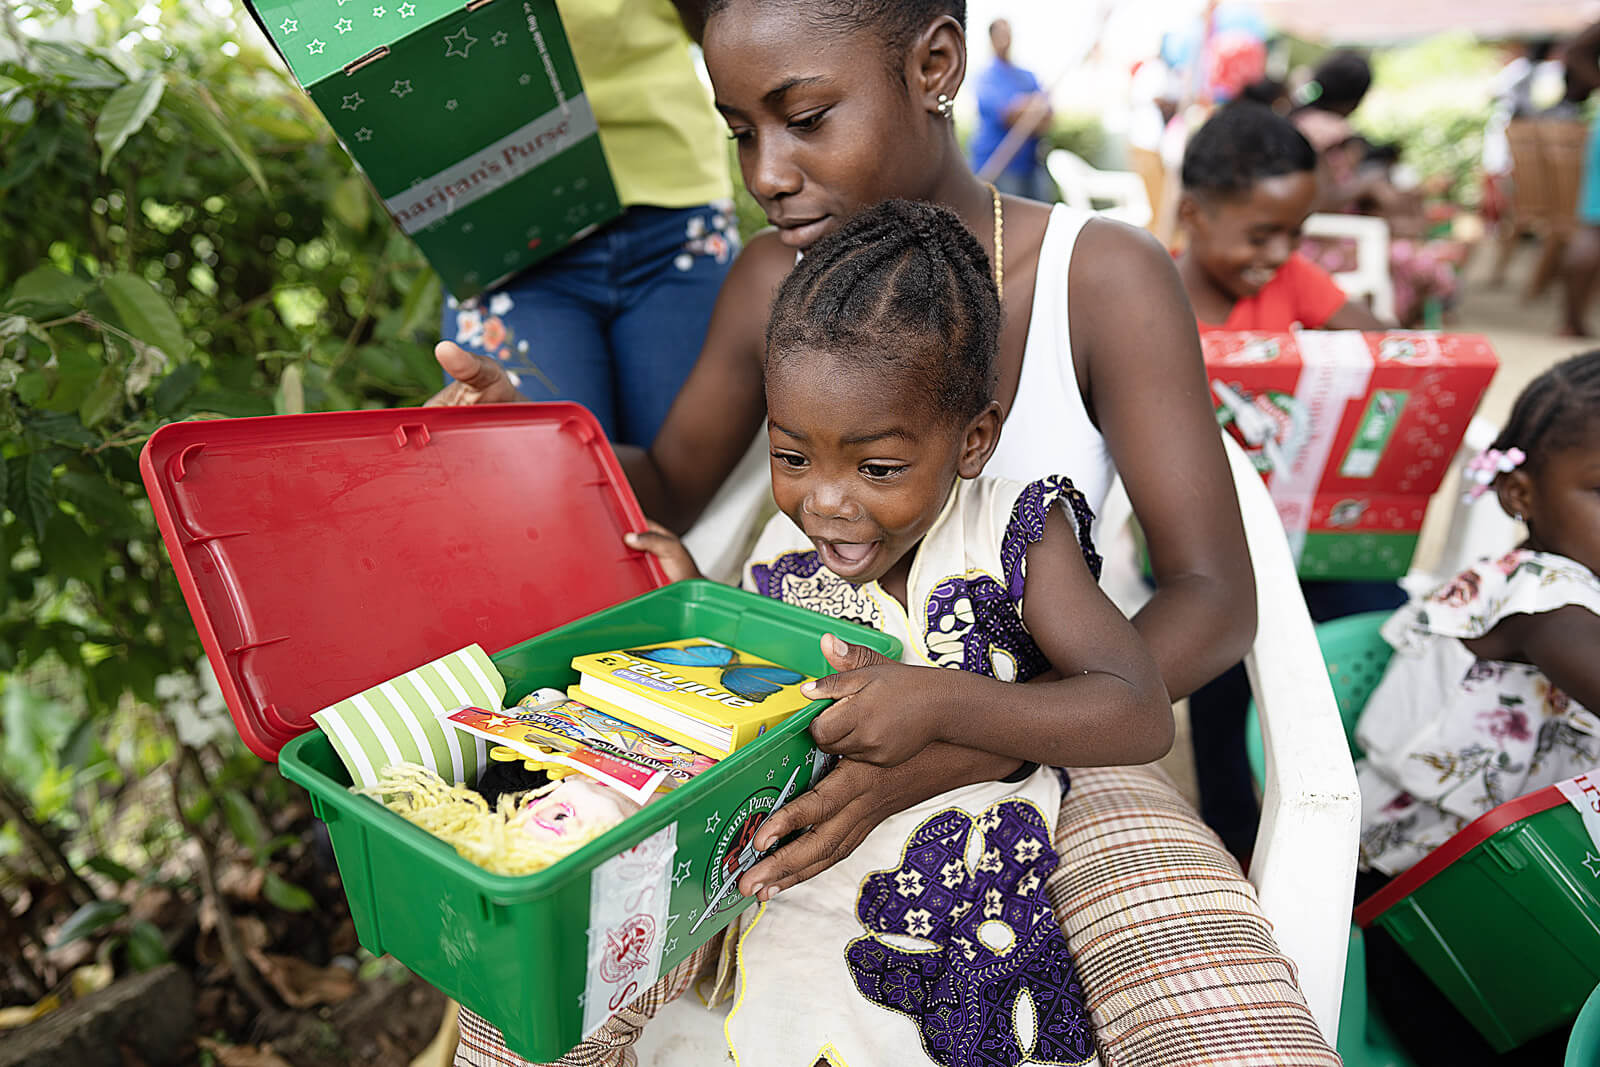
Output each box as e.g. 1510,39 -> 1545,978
454,765 -> 1338,1067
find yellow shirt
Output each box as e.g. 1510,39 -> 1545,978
562,0 -> 732,209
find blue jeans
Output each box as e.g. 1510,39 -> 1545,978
442,202 -> 738,447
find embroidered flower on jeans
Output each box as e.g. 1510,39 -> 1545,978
481,316 -> 507,351
455,309 -> 483,345
488,291 -> 514,317
845,800 -> 1094,1067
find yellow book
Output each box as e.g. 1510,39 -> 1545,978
568,639 -> 814,759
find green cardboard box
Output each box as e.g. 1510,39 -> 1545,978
248,0 -> 621,299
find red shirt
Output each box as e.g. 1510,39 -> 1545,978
1195,253 -> 1348,334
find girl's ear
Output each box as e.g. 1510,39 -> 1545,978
1494,469 -> 1534,524
958,401 -> 1003,479
1176,192 -> 1203,235
909,15 -> 967,115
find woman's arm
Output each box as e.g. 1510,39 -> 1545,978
428,231 -> 790,531
1070,220 -> 1257,700
618,231 -> 791,529
805,511 -> 1173,768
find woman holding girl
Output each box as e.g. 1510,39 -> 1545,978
437,0 -> 1335,1061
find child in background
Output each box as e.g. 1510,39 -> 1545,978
1175,100 -> 1393,861
1358,350 -> 1600,874
626,199 -> 1173,1064
1175,101 -> 1387,333
1353,350 -> 1600,1065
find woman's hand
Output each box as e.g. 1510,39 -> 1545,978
424,341 -> 524,406
802,634 -> 948,766
737,739 -> 1024,902
622,521 -> 702,582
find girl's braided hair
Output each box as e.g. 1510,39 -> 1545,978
765,199 -> 1000,424
1491,350 -> 1600,471
704,0 -> 966,73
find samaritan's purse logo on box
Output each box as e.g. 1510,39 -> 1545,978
247,0 -> 622,299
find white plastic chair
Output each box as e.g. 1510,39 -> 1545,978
1302,213 -> 1396,324
1097,434 -> 1359,1041
1046,149 -> 1154,229
1223,432 -> 1359,1040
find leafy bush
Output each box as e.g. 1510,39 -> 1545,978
0,0 -> 442,1015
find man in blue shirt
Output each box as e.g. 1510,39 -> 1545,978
969,18 -> 1054,201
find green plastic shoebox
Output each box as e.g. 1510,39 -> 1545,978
140,406 -> 898,1061
1355,785 -> 1600,1053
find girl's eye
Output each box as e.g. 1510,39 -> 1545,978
727,127 -> 754,144
860,463 -> 904,479
788,108 -> 829,132
771,450 -> 807,469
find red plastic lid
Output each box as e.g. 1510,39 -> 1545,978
1354,784 -> 1567,927
140,405 -> 666,761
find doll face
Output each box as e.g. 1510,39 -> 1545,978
517,779 -> 636,841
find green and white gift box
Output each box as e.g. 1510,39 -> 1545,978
247,0 -> 622,299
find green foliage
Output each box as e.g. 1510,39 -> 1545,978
0,0 -> 443,969
1042,113 -> 1109,170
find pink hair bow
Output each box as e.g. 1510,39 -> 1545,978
1462,447 -> 1525,501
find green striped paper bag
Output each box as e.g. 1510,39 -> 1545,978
312,644 -> 502,788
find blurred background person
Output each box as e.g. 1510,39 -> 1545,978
970,17 -> 1055,200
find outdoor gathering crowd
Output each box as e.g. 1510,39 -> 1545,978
406,2 -> 1600,1064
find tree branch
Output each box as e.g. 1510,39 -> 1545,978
167,743 -> 279,1016
0,774 -> 97,908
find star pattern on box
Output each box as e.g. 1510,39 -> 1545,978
445,98 -> 458,110
502,251 -> 518,264
672,860 -> 693,888
306,38 -> 325,54
341,92 -> 363,110
335,17 -> 352,33
766,769 -> 775,781
491,29 -> 508,46
518,73 -> 531,85
444,26 -> 476,59
279,17 -> 298,33
354,127 -> 373,141
1586,851 -> 1600,879
461,222 -> 474,233
664,936 -> 678,957
390,79 -> 412,98
372,4 -> 385,15
398,1 -> 415,16
781,755 -> 790,767
704,812 -> 722,835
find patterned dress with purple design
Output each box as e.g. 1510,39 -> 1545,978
725,476 -> 1099,1067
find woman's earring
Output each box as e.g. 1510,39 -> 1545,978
936,93 -> 954,118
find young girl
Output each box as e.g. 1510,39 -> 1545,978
626,199 -> 1172,1064
1357,351 -> 1600,874
1351,351 -> 1600,1064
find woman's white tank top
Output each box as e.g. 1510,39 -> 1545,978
986,203 -> 1114,518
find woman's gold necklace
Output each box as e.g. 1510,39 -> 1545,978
987,182 -> 1004,302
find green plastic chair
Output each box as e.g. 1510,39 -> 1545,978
1567,981 -> 1600,1066
1245,611 -> 1411,1067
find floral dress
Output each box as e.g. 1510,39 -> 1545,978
722,475 -> 1102,1067
1356,549 -> 1600,877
